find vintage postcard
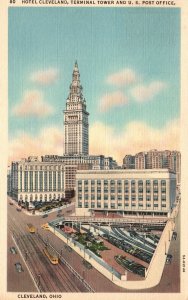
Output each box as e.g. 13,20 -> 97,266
0,0 -> 188,299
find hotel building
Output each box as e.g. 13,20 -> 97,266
76,169 -> 176,217
11,156 -> 64,202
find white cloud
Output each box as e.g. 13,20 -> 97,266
8,126 -> 63,164
90,119 -> 180,164
99,91 -> 128,112
9,119 -> 179,166
106,68 -> 138,87
12,90 -> 54,117
131,81 -> 166,102
30,68 -> 59,85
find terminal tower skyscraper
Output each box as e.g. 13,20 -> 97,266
64,61 -> 89,155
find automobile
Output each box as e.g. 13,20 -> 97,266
57,214 -> 63,218
64,245 -> 72,252
10,247 -> 17,254
15,262 -> 23,272
83,259 -> 92,269
172,232 -> 177,240
42,214 -> 48,218
16,208 -> 22,212
166,254 -> 173,264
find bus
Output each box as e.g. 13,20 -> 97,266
43,246 -> 59,265
26,223 -> 36,233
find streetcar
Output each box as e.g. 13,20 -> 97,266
43,246 -> 59,265
26,223 -> 36,233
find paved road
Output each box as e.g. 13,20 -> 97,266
7,196 -> 180,293
7,198 -> 88,292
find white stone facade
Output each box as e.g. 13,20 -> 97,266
11,156 -> 64,202
75,169 -> 176,217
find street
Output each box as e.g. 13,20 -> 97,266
7,196 -> 180,293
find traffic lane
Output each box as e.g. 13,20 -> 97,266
37,227 -> 127,292
8,204 -> 88,293
7,231 -> 37,292
8,201 -> 75,231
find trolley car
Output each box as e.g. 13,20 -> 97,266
43,246 -> 59,265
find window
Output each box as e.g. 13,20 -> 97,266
35,171 -> 38,192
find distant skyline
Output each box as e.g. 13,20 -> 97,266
9,7 -> 180,164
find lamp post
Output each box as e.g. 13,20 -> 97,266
111,267 -> 114,281
37,274 -> 41,286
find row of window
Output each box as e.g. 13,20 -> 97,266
78,203 -> 167,208
78,179 -> 167,186
78,195 -> 166,201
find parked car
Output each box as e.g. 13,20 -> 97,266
166,254 -> 173,264
42,214 -> 48,218
15,262 -> 23,272
57,213 -> 64,218
64,245 -> 72,252
10,247 -> 17,254
172,232 -> 177,240
83,259 -> 92,269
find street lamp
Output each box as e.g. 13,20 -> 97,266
111,267 -> 114,281
25,250 -> 28,261
37,274 -> 41,286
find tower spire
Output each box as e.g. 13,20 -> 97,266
68,61 -> 83,102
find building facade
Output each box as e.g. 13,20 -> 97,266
11,156 -> 64,202
123,150 -> 181,185
64,61 -> 89,155
76,169 -> 176,217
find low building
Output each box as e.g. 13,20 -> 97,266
75,169 -> 176,217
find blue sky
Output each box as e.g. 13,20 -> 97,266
8,7 -> 180,163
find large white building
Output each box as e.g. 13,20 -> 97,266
64,61 -> 89,155
11,156 -> 64,203
75,169 -> 176,217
